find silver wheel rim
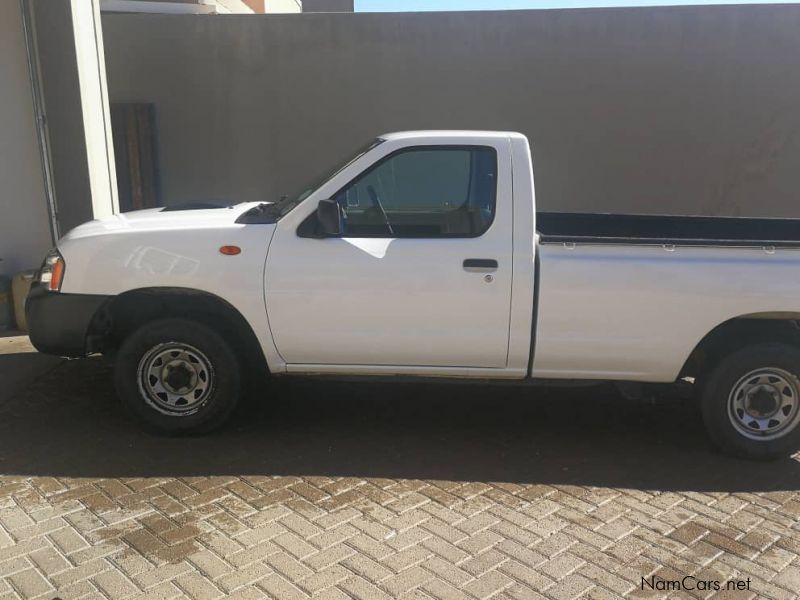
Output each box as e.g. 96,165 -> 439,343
728,367 -> 800,441
137,342 -> 214,416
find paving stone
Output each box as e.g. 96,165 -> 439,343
7,568 -> 53,599
255,573 -> 309,599
337,575 -> 392,600
28,546 -> 70,577
175,572 -> 225,600
92,568 -> 139,599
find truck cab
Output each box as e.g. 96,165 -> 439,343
263,131 -> 535,378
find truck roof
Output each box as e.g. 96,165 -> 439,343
379,130 -> 528,142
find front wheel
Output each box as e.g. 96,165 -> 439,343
701,343 -> 800,460
114,318 -> 241,434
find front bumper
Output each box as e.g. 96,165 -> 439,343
25,283 -> 109,357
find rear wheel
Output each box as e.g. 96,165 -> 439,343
701,343 -> 800,459
114,318 -> 241,434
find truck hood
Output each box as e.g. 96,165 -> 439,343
61,202 -> 268,241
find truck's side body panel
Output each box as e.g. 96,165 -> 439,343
55,207 -> 286,372
532,242 -> 800,382
506,136 -> 537,375
264,132 -> 526,375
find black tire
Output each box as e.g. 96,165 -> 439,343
701,343 -> 800,460
114,318 -> 241,434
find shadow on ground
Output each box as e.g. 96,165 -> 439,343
1,355 -> 799,492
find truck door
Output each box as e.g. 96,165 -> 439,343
265,142 -> 513,369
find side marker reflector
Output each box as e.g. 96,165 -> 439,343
219,246 -> 242,256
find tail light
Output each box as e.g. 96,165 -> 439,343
39,249 -> 65,292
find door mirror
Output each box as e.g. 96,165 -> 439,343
317,199 -> 343,236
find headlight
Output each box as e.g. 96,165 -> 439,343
39,249 -> 65,292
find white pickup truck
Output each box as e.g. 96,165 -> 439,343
27,131 -> 800,459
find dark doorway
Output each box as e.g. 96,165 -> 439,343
111,103 -> 161,212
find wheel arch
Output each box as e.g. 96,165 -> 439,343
679,313 -> 800,381
87,286 -> 269,376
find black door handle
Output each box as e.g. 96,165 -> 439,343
463,258 -> 498,272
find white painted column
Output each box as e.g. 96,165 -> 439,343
70,0 -> 119,218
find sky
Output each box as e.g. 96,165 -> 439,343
356,0 -> 800,11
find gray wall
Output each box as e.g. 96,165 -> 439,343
303,0 -> 354,12
103,5 -> 800,217
0,1 -> 53,275
32,0 -> 96,234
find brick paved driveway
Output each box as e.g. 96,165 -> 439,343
1,352 -> 800,599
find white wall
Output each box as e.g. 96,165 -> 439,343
70,0 -> 119,220
0,1 -> 52,275
266,0 -> 301,13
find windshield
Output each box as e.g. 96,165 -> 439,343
276,138 -> 385,218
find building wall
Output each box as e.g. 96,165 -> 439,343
302,0 -> 353,12
0,1 -> 53,275
243,0 -> 265,12
266,0 -> 301,13
32,0 -> 96,234
100,0 -> 260,14
103,5 -> 800,217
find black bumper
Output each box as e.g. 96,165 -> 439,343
25,283 -> 110,357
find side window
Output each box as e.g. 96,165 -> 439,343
332,146 -> 497,237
